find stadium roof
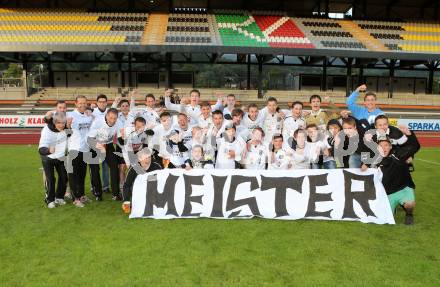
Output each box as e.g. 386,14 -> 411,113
1,0 -> 439,20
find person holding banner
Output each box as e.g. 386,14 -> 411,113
38,112 -> 69,208
184,145 -> 214,169
241,127 -> 268,170
165,130 -> 190,169
268,134 -> 293,170
118,116 -> 155,168
122,148 -> 162,214
291,129 -> 313,169
215,124 -> 244,169
362,132 -> 419,225
152,111 -> 174,167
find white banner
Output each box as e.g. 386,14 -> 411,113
130,168 -> 395,224
0,115 -> 45,128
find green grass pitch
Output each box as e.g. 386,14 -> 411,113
1,146 -> 439,286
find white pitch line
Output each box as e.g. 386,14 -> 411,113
415,158 -> 440,166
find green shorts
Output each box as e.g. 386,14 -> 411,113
388,186 -> 415,211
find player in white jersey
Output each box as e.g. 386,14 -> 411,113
66,95 -> 93,207
241,103 -> 262,134
87,108 -> 122,201
43,100 -> 67,124
165,130 -> 190,168
184,145 -> 215,169
116,99 -> 130,126
152,111 -> 174,167
91,94 -> 119,193
186,126 -> 216,163
291,129 -> 313,169
173,113 -> 193,145
221,94 -> 237,118
230,108 -> 250,141
127,92 -> 162,129
195,101 -> 214,129
268,134 -> 293,170
306,123 -> 330,169
215,124 -> 245,169
164,89 -> 223,125
38,112 -> 69,208
260,97 -> 284,145
241,127 -> 269,170
119,117 -> 154,167
91,94 -> 119,121
282,101 -> 306,149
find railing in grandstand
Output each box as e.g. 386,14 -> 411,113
19,86 -> 440,106
0,78 -> 22,88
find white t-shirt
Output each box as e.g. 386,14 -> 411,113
166,140 -> 189,167
291,145 -> 312,169
127,108 -> 160,129
243,142 -> 269,169
88,117 -> 121,145
92,107 -> 108,122
39,125 -> 68,159
282,116 -> 306,142
152,124 -> 173,158
67,109 -> 93,152
215,136 -> 245,169
235,124 -> 251,142
196,114 -> 213,129
118,112 -> 129,126
306,140 -> 328,164
242,114 -> 262,132
268,148 -> 292,170
173,125 -> 193,145
165,97 -> 223,125
261,111 -> 283,144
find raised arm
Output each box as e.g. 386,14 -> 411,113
211,92 -> 224,112
164,89 -> 183,112
346,84 -> 366,116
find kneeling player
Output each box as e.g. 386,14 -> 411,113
184,145 -> 214,169
361,132 -> 419,225
122,149 -> 162,214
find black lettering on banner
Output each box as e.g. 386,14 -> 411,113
342,170 -> 377,219
260,176 -> 305,217
226,175 -> 261,218
210,175 -> 228,217
143,173 -> 178,217
181,174 -> 204,217
305,174 -> 333,218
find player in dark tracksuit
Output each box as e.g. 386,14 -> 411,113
87,108 -> 122,201
362,127 -> 420,225
38,112 -> 69,208
121,149 -> 162,214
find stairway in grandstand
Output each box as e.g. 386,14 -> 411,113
338,20 -> 388,52
141,12 -> 169,45
215,11 -> 314,48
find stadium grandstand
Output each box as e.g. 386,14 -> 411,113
0,0 -> 439,145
